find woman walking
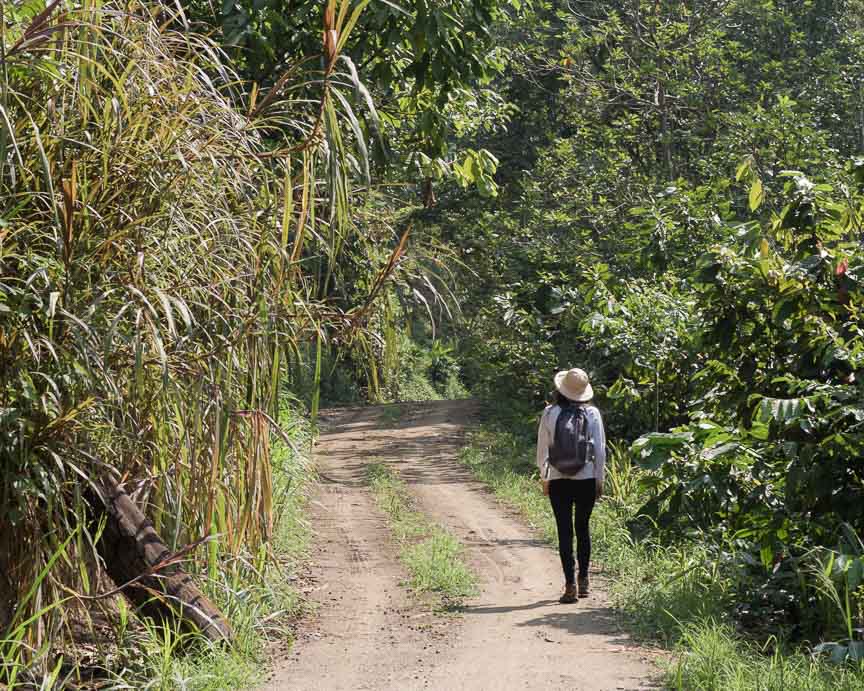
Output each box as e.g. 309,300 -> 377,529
536,368 -> 606,604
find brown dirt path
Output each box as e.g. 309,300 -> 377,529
263,400 -> 657,691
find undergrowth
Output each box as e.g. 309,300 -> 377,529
459,418 -> 864,690
387,336 -> 469,403
668,622 -> 864,691
100,407 -> 314,690
366,463 -> 478,605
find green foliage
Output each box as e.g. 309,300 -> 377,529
623,173 -> 864,639
381,334 -> 469,402
7,0 -> 864,681
669,622 -> 864,691
0,405 -> 313,689
402,531 -> 478,601
430,0 -> 864,405
414,148 -> 500,197
114,409 -> 311,689
183,0 -> 514,178
407,0 -> 864,651
0,0 -> 405,682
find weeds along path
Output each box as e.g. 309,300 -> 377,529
265,401 -> 656,691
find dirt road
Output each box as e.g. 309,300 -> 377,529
263,400 -> 656,691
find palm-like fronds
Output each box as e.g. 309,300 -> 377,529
0,0 -> 390,677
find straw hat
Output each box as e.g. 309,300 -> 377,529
554,368 -> 594,402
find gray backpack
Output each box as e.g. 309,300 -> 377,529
548,404 -> 593,475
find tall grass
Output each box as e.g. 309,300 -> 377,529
0,0 -> 398,683
102,410 -> 315,690
668,622 -> 864,691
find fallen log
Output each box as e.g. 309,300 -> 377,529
88,480 -> 233,644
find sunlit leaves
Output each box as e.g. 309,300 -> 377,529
412,147 -> 499,196
631,431 -> 693,470
1,0 -> 390,670
749,178 -> 764,211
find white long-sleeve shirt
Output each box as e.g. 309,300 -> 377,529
536,404 -> 606,481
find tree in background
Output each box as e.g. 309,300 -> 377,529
184,0 -> 510,204
401,0 -> 864,642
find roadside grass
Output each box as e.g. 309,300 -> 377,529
106,407 -> 314,690
366,463 -> 478,605
459,421 -> 864,690
668,622 -> 864,691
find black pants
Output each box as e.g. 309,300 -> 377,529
549,479 -> 597,584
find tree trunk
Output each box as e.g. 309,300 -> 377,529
89,480 -> 233,644
423,176 -> 436,208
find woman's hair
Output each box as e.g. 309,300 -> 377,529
552,390 -> 593,407
553,390 -> 575,407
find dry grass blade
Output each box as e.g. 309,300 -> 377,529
0,0 -> 394,682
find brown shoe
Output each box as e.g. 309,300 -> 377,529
559,584 -> 578,604
577,575 -> 590,598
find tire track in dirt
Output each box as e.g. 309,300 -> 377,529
264,401 -> 658,691
262,407 -> 454,691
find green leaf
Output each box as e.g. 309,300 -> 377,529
631,432 -> 693,470
755,397 -> 807,425
700,442 -> 739,461
634,431 -> 693,448
847,558 -> 864,592
772,297 -> 798,324
749,178 -> 764,211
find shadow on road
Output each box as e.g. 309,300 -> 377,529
458,599 -> 558,615
517,605 -> 628,640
